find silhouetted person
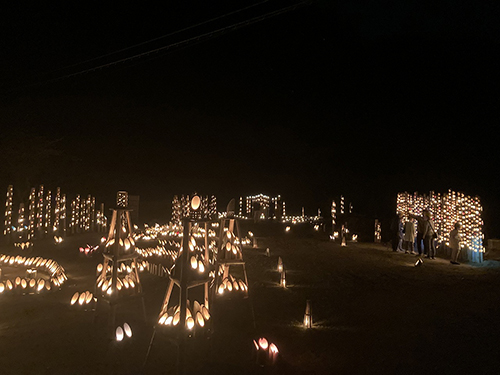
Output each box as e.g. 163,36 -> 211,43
403,218 -> 416,254
450,222 -> 462,264
410,211 -> 427,256
390,214 -> 403,252
423,211 -> 437,259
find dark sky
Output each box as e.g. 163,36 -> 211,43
1,1 -> 499,236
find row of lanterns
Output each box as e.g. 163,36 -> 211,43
217,274 -> 248,295
0,276 -> 51,294
158,300 -> 211,329
0,254 -> 67,288
70,290 -> 94,306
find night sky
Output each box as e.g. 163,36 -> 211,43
1,1 -> 499,236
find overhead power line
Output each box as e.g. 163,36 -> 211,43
5,0 -> 310,96
47,0 -> 272,75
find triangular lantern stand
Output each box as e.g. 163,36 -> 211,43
213,217 -> 249,299
154,217 -> 213,336
94,207 -> 146,329
144,216 -> 214,372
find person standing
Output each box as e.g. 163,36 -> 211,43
403,218 -> 416,254
390,214 -> 403,252
449,222 -> 462,264
410,211 -> 427,256
423,211 -> 437,259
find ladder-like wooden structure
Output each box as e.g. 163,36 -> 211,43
95,192 -> 145,329
213,217 -> 249,298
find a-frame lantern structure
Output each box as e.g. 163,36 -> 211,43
156,194 -> 214,336
95,191 -> 145,327
214,199 -> 249,298
156,194 -> 214,335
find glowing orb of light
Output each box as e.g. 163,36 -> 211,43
116,326 -> 124,341
258,338 -> 268,350
191,195 -> 201,211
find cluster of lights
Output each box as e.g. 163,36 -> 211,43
220,230 -> 243,261
253,338 -> 279,366
158,299 -> 211,330
54,236 -> 63,244
171,194 -> 217,224
28,188 -> 36,240
70,290 -> 94,306
217,272 -> 248,295
397,190 -> 484,255
239,194 -> 283,220
374,219 -> 382,243
115,323 -> 133,341
136,244 -> 178,261
4,184 -> 104,240
14,241 -> 33,250
0,254 -> 67,293
4,185 -> 13,236
79,244 -> 99,256
96,259 -> 144,294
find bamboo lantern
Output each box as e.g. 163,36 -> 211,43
280,271 -> 286,288
303,300 -> 312,328
277,257 -> 283,273
123,323 -> 132,338
116,326 -> 124,341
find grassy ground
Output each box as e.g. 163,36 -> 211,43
0,228 -> 499,374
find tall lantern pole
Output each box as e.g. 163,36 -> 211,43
4,185 -> 14,242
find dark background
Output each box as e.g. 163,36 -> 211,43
1,1 -> 499,236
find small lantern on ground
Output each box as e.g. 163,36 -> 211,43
303,300 -> 312,328
277,257 -> 283,273
280,271 -> 286,288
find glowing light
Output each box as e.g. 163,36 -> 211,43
123,323 -> 132,338
116,326 -> 124,341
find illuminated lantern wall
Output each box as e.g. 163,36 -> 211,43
4,185 -> 13,237
397,190 -> 484,259
53,188 -> 60,233
36,185 -> 44,233
44,190 -> 52,233
17,203 -> 25,235
28,188 -> 36,240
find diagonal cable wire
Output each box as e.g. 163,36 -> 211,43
47,0 -> 272,75
4,0 -> 310,96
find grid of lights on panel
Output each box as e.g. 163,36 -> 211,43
3,184 -> 107,241
0,254 -> 67,294
397,190 -> 484,262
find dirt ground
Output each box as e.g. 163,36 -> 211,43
0,227 -> 499,375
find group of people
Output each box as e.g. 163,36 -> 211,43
391,210 -> 462,265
